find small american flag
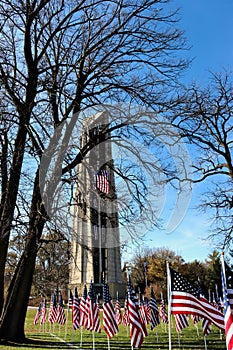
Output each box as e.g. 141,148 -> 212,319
122,292 -> 129,326
86,282 -> 100,333
79,285 -> 88,329
115,295 -> 122,325
202,318 -> 211,336
103,282 -> 118,339
72,287 -> 80,330
191,314 -> 200,324
174,314 -> 189,333
56,291 -> 66,325
33,302 -> 42,325
221,258 -> 233,350
138,292 -> 148,337
40,299 -> 47,325
95,170 -> 110,194
127,277 -> 144,348
48,293 -> 57,324
68,290 -> 73,309
159,297 -> 168,324
149,288 -> 160,330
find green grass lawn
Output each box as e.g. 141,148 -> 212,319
0,309 -> 226,349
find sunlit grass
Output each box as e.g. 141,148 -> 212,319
0,308 -> 226,349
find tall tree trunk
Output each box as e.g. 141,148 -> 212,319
0,171 -> 45,341
0,124 -> 28,315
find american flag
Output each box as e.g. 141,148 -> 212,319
56,291 -> 66,325
68,290 -> 73,309
103,282 -> 118,339
191,314 -> 200,325
48,293 -> 57,324
127,277 -> 144,348
86,282 -> 100,333
144,298 -> 151,324
221,258 -> 233,350
72,287 -> 80,330
174,314 -> 189,333
149,288 -> 160,330
79,285 -> 88,329
33,302 -> 42,325
95,170 -> 109,194
40,298 -> 47,325
138,292 -> 148,337
159,297 -> 168,324
202,318 -> 211,336
122,292 -> 129,326
115,295 -> 122,325
169,267 -> 224,331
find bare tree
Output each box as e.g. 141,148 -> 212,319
0,0 -> 189,341
171,71 -> 233,251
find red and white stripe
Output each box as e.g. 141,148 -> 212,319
174,314 -> 189,332
72,291 -> 80,330
115,297 -> 122,325
171,292 -> 225,331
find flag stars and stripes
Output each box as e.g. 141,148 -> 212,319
72,287 -> 80,330
170,267 -> 225,331
127,277 -> 145,348
95,170 -> 110,194
56,292 -> 66,325
33,302 -> 42,325
102,282 -> 118,339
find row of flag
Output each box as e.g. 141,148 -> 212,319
34,279 -> 168,348
33,255 -> 233,349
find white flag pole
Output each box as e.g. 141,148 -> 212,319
80,327 -> 83,347
166,261 -> 172,350
155,327 -> 159,343
204,335 -> 208,350
195,323 -> 199,337
92,330 -> 95,350
65,300 -> 69,340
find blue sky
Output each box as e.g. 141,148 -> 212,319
176,0 -> 233,83
123,0 -> 233,264
158,0 -> 233,262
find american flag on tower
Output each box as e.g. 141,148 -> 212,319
102,282 -> 118,339
95,169 -> 110,194
221,256 -> 233,350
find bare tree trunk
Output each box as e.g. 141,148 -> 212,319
0,124 -> 28,315
0,171 -> 45,341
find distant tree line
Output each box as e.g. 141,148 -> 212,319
124,247 -> 225,301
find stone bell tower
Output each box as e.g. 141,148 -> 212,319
69,112 -> 125,297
